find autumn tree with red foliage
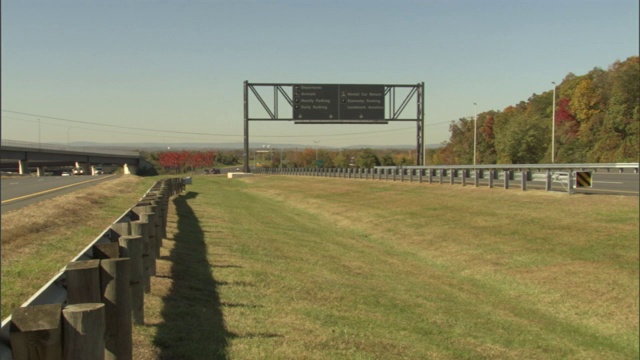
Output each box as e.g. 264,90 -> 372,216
159,150 -> 216,173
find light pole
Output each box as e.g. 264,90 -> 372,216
551,81 -> 556,163
473,102 -> 477,165
262,145 -> 269,164
313,141 -> 320,164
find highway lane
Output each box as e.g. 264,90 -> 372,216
1,174 -> 119,214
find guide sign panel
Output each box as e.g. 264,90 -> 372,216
339,85 -> 385,120
293,84 -> 339,120
293,84 -> 385,121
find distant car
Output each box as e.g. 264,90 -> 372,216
71,167 -> 84,175
94,167 -> 104,175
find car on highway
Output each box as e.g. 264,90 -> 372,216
71,167 -> 84,175
94,167 -> 104,175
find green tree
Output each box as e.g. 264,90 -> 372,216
356,148 -> 381,168
380,153 -> 395,166
333,152 -> 349,168
495,111 -> 549,164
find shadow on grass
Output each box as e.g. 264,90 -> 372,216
154,191 -> 230,359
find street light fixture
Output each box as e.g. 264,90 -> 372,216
473,102 -> 477,166
551,81 -> 556,163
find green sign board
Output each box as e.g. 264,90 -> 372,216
293,84 -> 385,121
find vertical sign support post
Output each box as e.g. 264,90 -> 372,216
418,82 -> 425,166
243,81 -> 250,173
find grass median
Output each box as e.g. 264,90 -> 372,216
135,175 -> 639,359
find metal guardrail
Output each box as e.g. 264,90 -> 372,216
0,178 -> 184,359
384,163 -> 639,172
251,163 -> 639,194
1,139 -> 140,157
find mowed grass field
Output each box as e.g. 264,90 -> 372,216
133,175 -> 638,359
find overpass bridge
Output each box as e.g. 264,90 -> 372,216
0,139 -> 142,176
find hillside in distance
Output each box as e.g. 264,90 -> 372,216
428,56 -> 639,165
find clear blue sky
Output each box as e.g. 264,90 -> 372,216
2,0 -> 638,148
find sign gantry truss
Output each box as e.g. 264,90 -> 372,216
243,81 -> 424,172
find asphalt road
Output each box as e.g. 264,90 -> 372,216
1,174 -> 119,214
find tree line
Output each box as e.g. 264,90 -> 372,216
141,148 -> 420,174
426,56 -> 639,164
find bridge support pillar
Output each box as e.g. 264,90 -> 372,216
123,164 -> 137,175
18,160 -> 29,175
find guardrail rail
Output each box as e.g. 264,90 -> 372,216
251,163 -> 639,195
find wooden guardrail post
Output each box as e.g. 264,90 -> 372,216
10,304 -> 63,360
134,203 -> 159,258
474,170 -> 480,187
93,243 -> 120,259
160,186 -> 170,240
118,235 -> 144,324
131,219 -> 154,278
66,260 -> 102,304
142,194 -> 164,249
110,222 -> 130,240
521,170 -> 527,191
62,303 -> 105,360
504,171 -> 510,189
100,258 -> 132,360
489,170 -> 495,188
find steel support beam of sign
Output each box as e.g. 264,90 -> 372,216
243,81 -> 425,172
